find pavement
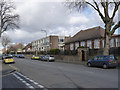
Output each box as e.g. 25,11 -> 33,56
1,57 -> 119,89
1,61 -> 27,89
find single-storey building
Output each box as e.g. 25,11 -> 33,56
65,26 -> 120,51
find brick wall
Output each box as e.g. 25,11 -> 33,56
50,36 -> 58,49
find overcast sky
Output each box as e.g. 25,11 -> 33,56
0,0 -> 119,50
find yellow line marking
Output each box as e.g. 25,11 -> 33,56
2,65 -> 20,77
2,70 -> 17,77
8,64 -> 20,72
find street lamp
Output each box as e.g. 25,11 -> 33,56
41,29 -> 47,37
41,29 -> 48,53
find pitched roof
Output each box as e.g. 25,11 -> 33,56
65,26 -> 105,44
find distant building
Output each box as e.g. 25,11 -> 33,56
23,43 -> 32,52
32,35 -> 70,52
65,26 -> 120,51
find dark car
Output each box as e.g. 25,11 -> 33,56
17,54 -> 24,58
87,55 -> 118,69
39,56 -> 44,60
12,54 -> 17,57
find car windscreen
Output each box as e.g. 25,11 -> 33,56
5,57 -> 13,59
35,56 -> 39,57
109,56 -> 117,60
50,55 -> 54,57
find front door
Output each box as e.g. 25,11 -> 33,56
82,50 -> 85,61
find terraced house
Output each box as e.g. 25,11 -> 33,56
32,35 -> 70,52
65,26 -> 120,51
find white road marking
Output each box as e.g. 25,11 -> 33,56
15,72 -> 45,88
12,73 -> 35,89
30,80 -> 34,82
33,82 -> 39,85
23,76 -> 27,78
25,83 -> 31,86
19,78 -> 23,81
26,78 -> 30,80
22,81 -> 27,83
38,85 -> 44,88
28,86 -> 34,89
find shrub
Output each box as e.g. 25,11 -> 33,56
49,49 -> 60,55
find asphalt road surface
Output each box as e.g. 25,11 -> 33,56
2,57 -> 118,89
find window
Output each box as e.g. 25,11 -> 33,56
81,41 -> 85,47
94,39 -> 100,49
87,40 -> 92,49
59,39 -> 64,42
97,56 -> 104,60
110,39 -> 115,47
75,42 -> 79,50
93,56 -> 98,60
103,56 -> 108,60
116,38 -> 120,47
70,43 -> 74,50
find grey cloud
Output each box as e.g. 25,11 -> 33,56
4,1 -> 115,44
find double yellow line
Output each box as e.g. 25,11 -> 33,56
2,65 -> 20,77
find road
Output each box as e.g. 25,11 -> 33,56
2,57 -> 118,89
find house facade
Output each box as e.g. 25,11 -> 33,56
32,35 -> 70,52
23,43 -> 32,52
65,26 -> 120,51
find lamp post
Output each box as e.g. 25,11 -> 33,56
41,29 -> 47,37
41,29 -> 48,53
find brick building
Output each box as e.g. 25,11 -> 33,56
32,35 -> 70,52
65,26 -> 120,51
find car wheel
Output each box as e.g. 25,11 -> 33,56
103,64 -> 108,69
87,63 -> 91,67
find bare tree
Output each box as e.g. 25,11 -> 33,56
8,43 -> 24,54
1,35 -> 11,53
66,0 -> 120,55
0,0 -> 19,37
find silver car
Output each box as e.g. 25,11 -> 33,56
43,55 -> 55,62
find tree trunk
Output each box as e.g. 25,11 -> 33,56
103,24 -> 111,55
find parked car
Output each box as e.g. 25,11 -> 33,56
3,56 -> 15,64
12,54 -> 17,57
42,55 -> 55,62
8,54 -> 13,57
87,55 -> 118,69
0,55 -> 3,60
17,54 -> 24,58
39,56 -> 44,60
31,55 -> 40,60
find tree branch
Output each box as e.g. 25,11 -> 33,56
86,2 -> 97,10
111,1 -> 120,20
92,0 -> 106,23
111,21 -> 120,35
